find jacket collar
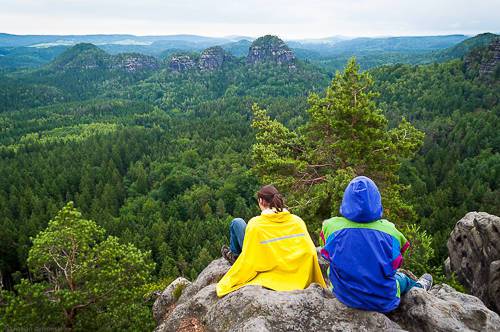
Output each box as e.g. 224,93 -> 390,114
259,209 -> 291,223
261,208 -> 288,215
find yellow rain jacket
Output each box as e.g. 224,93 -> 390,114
216,210 -> 326,297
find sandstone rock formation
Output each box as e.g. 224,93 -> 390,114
447,212 -> 500,313
166,36 -> 296,72
168,54 -> 197,72
479,38 -> 500,76
246,35 -> 296,67
154,258 -> 500,332
112,53 -> 159,72
198,46 -> 231,71
168,47 -> 233,72
464,37 -> 500,78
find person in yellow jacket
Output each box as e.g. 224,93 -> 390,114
217,185 -> 326,297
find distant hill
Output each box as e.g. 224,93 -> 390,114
0,33 -> 231,48
221,39 -> 252,57
288,35 -> 350,45
288,35 -> 469,57
434,33 -> 499,61
49,43 -> 111,70
0,45 -> 68,68
0,33 -> 140,47
298,34 -> 498,72
37,43 -> 159,73
330,35 -> 469,53
7,44 -> 161,101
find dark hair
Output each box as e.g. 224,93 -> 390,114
257,185 -> 285,212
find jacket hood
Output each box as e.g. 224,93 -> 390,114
340,176 -> 383,223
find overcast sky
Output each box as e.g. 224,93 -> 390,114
1,0 -> 499,38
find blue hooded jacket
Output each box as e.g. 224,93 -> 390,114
320,176 -> 409,313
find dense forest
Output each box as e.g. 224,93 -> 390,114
0,33 -> 498,330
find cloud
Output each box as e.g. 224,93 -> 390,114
0,0 -> 498,38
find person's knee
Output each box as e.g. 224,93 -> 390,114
230,218 -> 246,231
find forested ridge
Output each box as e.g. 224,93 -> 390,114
0,34 -> 498,330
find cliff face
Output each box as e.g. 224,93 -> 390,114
111,53 -> 159,72
246,35 -> 296,67
198,46 -> 231,71
168,47 -> 233,72
479,38 -> 500,76
464,38 -> 500,78
153,212 -> 500,332
446,212 -> 500,313
168,54 -> 197,72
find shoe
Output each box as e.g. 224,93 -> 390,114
221,245 -> 238,265
416,273 -> 433,291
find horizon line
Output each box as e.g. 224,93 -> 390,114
1,31 -> 495,41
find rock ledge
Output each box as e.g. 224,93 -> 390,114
154,257 -> 500,332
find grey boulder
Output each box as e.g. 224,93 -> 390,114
447,212 -> 500,313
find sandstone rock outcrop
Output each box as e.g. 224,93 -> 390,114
246,35 -> 296,67
464,37 -> 500,78
479,38 -> 500,76
112,53 -> 159,72
447,212 -> 500,313
166,35 -> 296,72
154,257 -> 500,332
168,54 -> 197,72
198,46 -> 231,71
168,47 -> 233,72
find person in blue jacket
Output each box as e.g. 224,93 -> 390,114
320,176 -> 433,313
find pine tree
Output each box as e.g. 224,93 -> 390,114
252,58 -> 424,227
0,202 -> 155,331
